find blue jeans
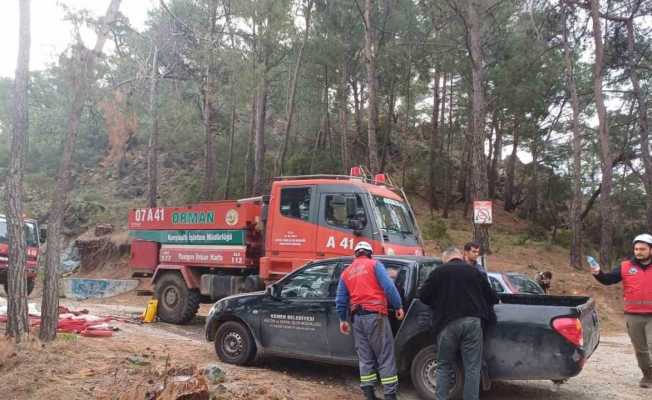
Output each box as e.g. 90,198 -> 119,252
435,317 -> 483,400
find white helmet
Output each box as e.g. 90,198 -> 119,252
633,233 -> 652,246
354,241 -> 373,255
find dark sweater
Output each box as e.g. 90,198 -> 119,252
417,258 -> 499,335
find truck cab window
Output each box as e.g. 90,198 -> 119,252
280,187 -> 312,221
324,194 -> 367,230
279,262 -> 338,299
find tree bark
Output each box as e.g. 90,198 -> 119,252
429,69 -> 441,210
244,91 -> 256,195
6,0 -> 31,342
363,0 -> 380,173
562,3 -> 583,269
146,46 -> 159,208
339,47 -> 351,173
40,0 -> 122,342
526,139 -> 540,219
252,63 -> 268,196
223,99 -> 236,199
277,0 -> 313,176
200,0 -> 218,201
504,119 -> 520,211
466,0 -> 490,252
624,18 -> 652,231
488,116 -> 502,199
589,0 -> 613,268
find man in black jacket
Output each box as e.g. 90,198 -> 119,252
418,247 -> 499,400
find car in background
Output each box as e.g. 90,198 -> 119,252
488,272 -> 545,295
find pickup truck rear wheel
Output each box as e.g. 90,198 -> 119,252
214,321 -> 256,366
411,344 -> 463,400
154,272 -> 200,324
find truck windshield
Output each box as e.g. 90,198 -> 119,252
372,196 -> 414,234
0,218 -> 39,247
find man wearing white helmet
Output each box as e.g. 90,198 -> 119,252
336,241 -> 405,400
592,233 -> 652,388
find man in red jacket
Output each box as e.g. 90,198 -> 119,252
592,233 -> 652,388
336,241 -> 405,400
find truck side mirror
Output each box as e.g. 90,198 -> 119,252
39,227 -> 47,244
266,284 -> 281,299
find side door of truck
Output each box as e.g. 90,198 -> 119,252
316,190 -> 374,257
258,261 -> 339,360
267,185 -> 318,262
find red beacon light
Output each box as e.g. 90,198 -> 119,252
350,166 -> 362,177
374,173 -> 387,185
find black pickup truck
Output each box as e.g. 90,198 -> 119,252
205,256 -> 600,399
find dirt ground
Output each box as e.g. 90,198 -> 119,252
1,293 -> 650,400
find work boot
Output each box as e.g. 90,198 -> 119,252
361,386 -> 379,400
640,369 -> 652,388
384,393 -> 398,400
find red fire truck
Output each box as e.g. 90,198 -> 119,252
128,169 -> 424,324
0,214 -> 40,295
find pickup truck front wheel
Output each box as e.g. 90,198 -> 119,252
411,344 -> 463,400
214,321 -> 256,366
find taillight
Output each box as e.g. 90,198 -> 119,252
553,317 -> 583,347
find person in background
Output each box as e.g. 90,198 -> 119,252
536,271 -> 553,294
463,241 -> 487,279
591,234 -> 652,389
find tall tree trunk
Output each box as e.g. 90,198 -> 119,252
439,73 -> 447,154
504,119 -> 520,211
311,66 -> 329,172
244,92 -> 256,195
443,75 -> 454,218
339,47 -> 351,173
429,70 -> 441,210
562,4 -> 583,269
244,20 -> 256,195
252,64 -> 268,195
363,0 -> 380,172
6,0 -> 30,342
526,140 -> 540,219
625,18 -> 652,231
146,46 -> 159,208
589,0 -> 613,268
352,79 -> 365,157
466,0 -> 490,252
380,80 -> 395,171
224,100 -> 236,199
200,0 -> 218,201
277,0 -> 313,176
40,0 -> 122,342
488,116 -> 502,199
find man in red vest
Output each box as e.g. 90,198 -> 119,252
592,233 -> 652,388
336,241 -> 405,400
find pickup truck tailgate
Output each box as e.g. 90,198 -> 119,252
578,298 -> 600,360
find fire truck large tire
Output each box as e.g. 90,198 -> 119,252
154,272 -> 201,324
214,321 -> 257,366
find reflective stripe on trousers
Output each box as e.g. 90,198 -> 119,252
352,313 -> 399,395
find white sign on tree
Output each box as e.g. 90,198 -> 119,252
473,201 -> 493,225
